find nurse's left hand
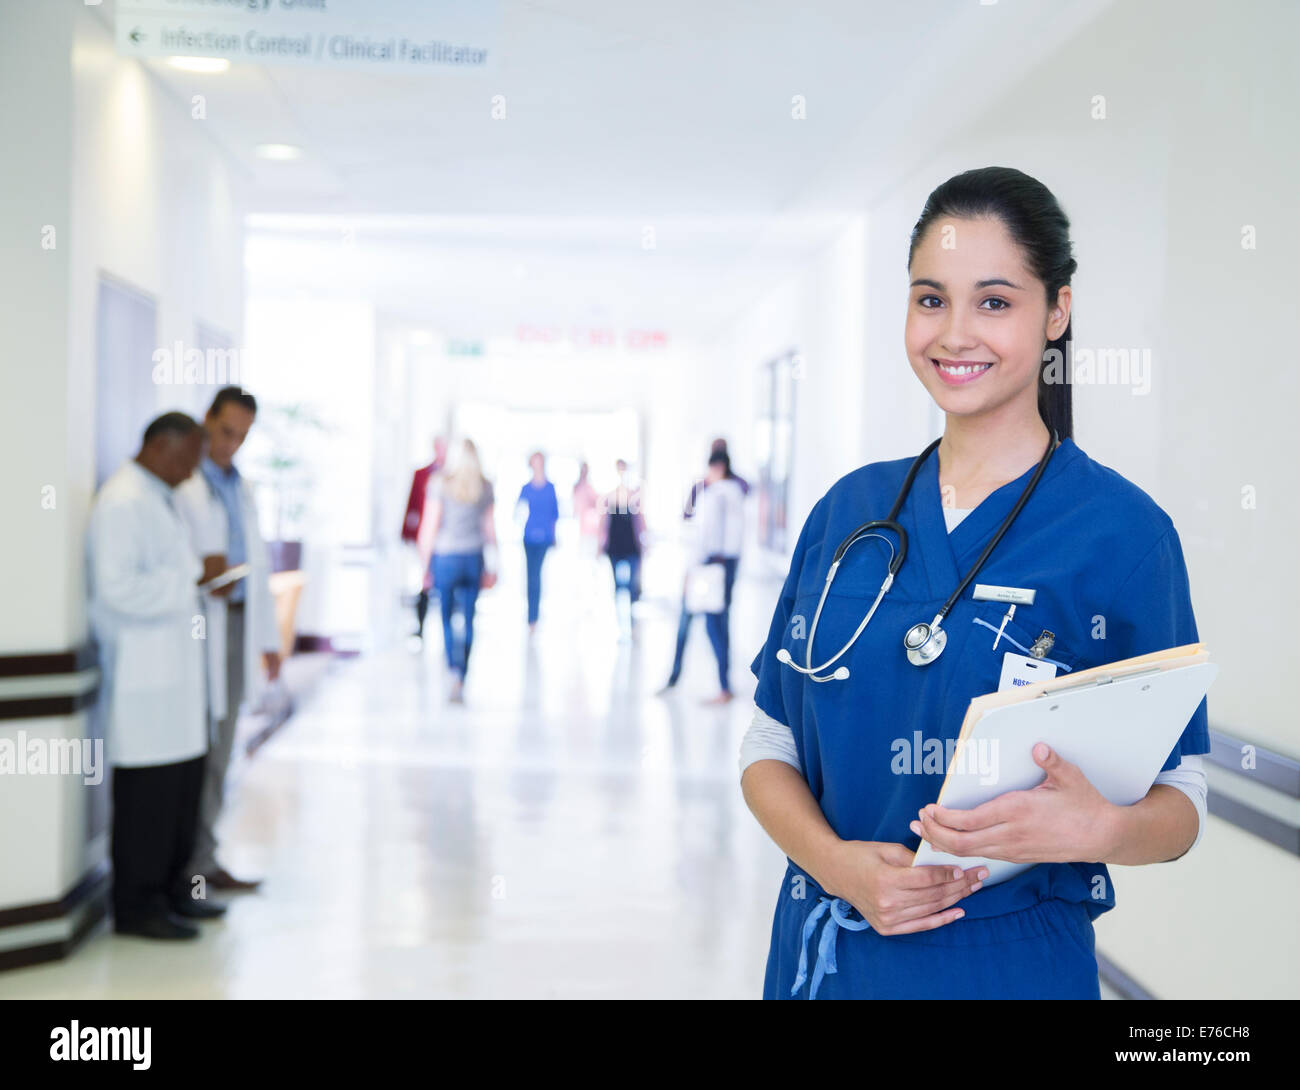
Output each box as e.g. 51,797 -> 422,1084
909,743 -> 1116,864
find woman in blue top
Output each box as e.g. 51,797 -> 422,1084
516,450 -> 559,632
742,166 -> 1209,1000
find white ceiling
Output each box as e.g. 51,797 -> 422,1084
95,0 -> 1114,338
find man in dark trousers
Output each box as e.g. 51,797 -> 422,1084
87,413 -> 227,939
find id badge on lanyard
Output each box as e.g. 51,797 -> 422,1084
998,652 -> 1057,692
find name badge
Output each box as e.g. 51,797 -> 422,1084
998,652 -> 1057,692
973,584 -> 1037,605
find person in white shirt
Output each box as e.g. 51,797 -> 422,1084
659,449 -> 746,703
175,387 -> 281,892
87,412 -> 227,940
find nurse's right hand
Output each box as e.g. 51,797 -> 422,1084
822,841 -> 987,935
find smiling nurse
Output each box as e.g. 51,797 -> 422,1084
740,166 -> 1210,1000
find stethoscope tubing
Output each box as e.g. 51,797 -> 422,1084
783,430 -> 1058,682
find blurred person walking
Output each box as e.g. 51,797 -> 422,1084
661,449 -> 745,702
401,434 -> 448,642
598,459 -> 647,638
175,386 -> 280,893
423,439 -> 498,702
572,460 -> 600,545
516,450 -> 559,632
87,412 -> 224,939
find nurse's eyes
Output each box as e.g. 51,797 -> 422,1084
916,296 -> 1011,312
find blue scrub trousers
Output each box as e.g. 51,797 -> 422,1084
431,551 -> 483,678
768,890 -> 1100,1000
523,541 -> 549,624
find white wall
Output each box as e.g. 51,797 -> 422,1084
0,1 -> 75,658
0,0 -> 78,915
723,217 -> 877,561
64,7 -> 248,647
715,0 -> 1299,998
0,0 -> 247,911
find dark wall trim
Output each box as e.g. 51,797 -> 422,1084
1207,794 -> 1300,857
0,643 -> 100,723
1202,727 -> 1300,857
0,861 -> 110,929
0,643 -> 97,678
0,862 -> 110,973
1207,728 -> 1300,798
1096,951 -> 1155,1000
0,690 -> 97,723
1096,727 -> 1297,1000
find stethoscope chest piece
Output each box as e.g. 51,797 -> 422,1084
903,618 -> 946,666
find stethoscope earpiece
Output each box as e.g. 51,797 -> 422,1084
777,646 -> 850,682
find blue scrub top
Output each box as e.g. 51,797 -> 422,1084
750,436 -> 1209,996
518,479 -> 559,545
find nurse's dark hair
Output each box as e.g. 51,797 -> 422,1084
907,166 -> 1076,441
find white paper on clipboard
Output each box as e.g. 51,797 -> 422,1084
200,562 -> 251,593
912,643 -> 1217,887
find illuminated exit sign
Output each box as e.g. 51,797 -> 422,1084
514,326 -> 669,350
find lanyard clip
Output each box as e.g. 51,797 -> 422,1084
1030,630 -> 1055,659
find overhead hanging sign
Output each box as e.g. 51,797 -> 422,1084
115,0 -> 499,74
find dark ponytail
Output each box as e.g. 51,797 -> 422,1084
907,166 -> 1076,441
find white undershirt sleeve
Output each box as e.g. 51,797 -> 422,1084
1151,753 -> 1208,856
739,702 -> 802,778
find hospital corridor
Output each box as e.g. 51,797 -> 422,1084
0,552 -> 785,999
0,0 -> 1297,1051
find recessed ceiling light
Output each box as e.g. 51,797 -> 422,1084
166,56 -> 230,74
255,144 -> 303,161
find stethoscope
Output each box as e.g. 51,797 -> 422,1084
776,430 -> 1058,682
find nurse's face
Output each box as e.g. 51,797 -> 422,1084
904,215 -> 1069,422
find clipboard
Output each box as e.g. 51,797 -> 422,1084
200,563 -> 251,593
912,643 -> 1217,886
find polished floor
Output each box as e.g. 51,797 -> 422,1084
0,542 -> 792,998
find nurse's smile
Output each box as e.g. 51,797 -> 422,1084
932,358 -> 995,385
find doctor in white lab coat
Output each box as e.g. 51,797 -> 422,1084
87,412 -> 227,940
175,387 -> 281,892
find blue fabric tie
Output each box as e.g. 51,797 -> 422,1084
790,896 -> 872,999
